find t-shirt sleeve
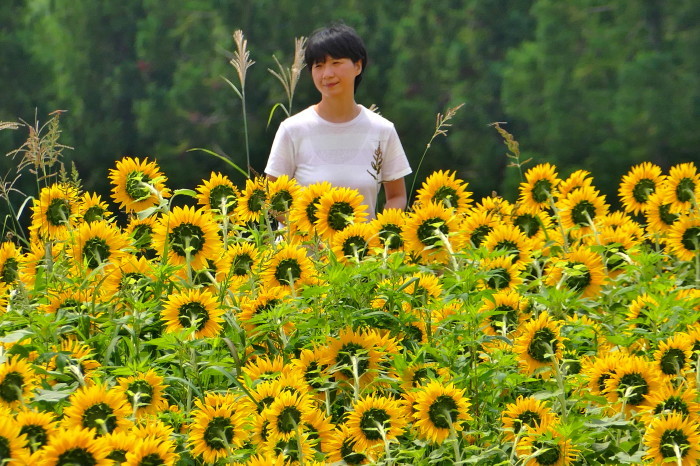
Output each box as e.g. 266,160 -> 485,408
380,125 -> 412,182
265,124 -> 296,178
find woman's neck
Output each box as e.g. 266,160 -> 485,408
314,99 -> 360,123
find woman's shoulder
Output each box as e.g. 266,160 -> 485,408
360,105 -> 397,130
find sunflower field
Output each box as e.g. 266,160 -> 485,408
1,117 -> 700,466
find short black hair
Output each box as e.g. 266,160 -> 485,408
305,23 -> 367,91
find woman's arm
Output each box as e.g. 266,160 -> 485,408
382,177 -> 408,211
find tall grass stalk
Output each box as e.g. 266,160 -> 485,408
268,36 -> 307,125
226,30 -> 255,178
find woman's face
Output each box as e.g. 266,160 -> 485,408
311,56 -> 362,100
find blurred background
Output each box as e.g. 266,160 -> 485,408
2,0 -> 699,229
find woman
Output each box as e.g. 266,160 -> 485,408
265,23 -> 412,219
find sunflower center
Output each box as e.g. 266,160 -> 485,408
327,202 -> 355,231
125,171 -> 152,201
378,224 -> 403,250
270,190 -> 294,212
432,186 -> 458,208
527,328 -> 557,363
514,410 -> 541,433
0,437 -> 10,461
597,373 -> 613,394
84,206 -> 106,223
247,188 -> 267,213
274,258 -> 302,285
119,272 -> 147,291
337,343 -> 370,379
632,178 -> 655,203
658,204 -> 679,226
564,262 -> 591,292
617,372 -> 648,405
531,179 -> 552,204
0,258 -> 18,284
487,268 -> 511,290
342,235 -> 369,259
277,405 -> 302,434
359,407 -> 390,440
571,200 -> 596,226
131,224 -> 154,249
47,198 -> 71,226
204,416 -> 235,450
82,402 -> 117,433
57,447 -> 98,466
303,361 -> 324,389
514,214 -> 541,237
59,298 -> 83,313
532,440 -> 561,465
494,240 -> 521,261
660,428 -> 690,459
427,394 -> 459,429
178,301 -> 210,331
660,348 -> 687,375
417,217 -> 449,247
83,237 -> 111,269
490,305 -> 519,334
209,184 -> 237,212
681,227 -> 700,253
126,379 -> 154,408
654,396 -> 690,416
193,260 -> 217,287
107,449 -> 128,463
231,253 -> 254,276
340,438 -> 366,465
305,196 -> 321,224
170,223 -> 206,258
471,225 -> 493,247
255,299 -> 280,316
0,371 -> 24,403
20,424 -> 49,451
675,178 -> 695,203
137,454 -> 166,466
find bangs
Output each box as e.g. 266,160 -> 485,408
304,24 -> 367,69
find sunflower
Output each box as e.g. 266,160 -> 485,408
585,225 -> 640,276
45,339 -> 101,386
0,356 -> 37,409
516,425 -> 578,466
100,430 -> 132,464
371,208 -> 406,252
639,381 -> 700,425
268,174 -> 302,215
618,162 -> 665,215
508,204 -> 554,249
545,245 -> 606,298
15,408 -> 58,454
662,162 -> 700,213
322,328 -> 384,388
69,220 -> 131,271
330,223 -> 380,264
260,242 -> 316,290
109,156 -> 170,213
653,333 -> 693,379
41,427 -> 111,465
557,169 -> 594,199
513,312 -> 564,378
0,242 -> 22,287
0,415 -> 29,464
474,195 -> 512,218
124,436 -> 179,466
288,181 -> 333,239
518,163 -> 560,213
130,418 -> 175,442
235,176 -> 269,224
302,407 -> 335,454
557,185 -> 609,238
595,211 -> 646,240
238,286 -> 292,336
195,171 -> 240,217
288,349 -> 330,399
478,256 -> 525,291
189,402 -> 249,463
152,205 -> 222,270
645,191 -> 680,236
410,380 -> 471,444
403,201 -> 463,263
604,355 -> 662,414
626,293 -> 660,333
401,272 -> 443,304
501,396 -> 558,442
18,242 -> 61,288
643,413 -> 700,466
666,214 -> 700,262
460,208 -> 498,248
222,241 -> 260,292
482,223 -> 534,266
314,186 -> 368,240
241,355 -> 288,383
30,183 -> 79,240
260,430 -> 316,465
325,424 -> 371,465
161,288 -> 224,339
264,390 -> 315,441
480,289 -> 530,337
345,394 -> 407,451
62,384 -> 132,436
77,192 -> 113,224
116,369 -> 168,417
415,170 -> 472,214
101,255 -> 154,301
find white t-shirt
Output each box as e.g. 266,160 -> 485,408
265,105 -> 412,218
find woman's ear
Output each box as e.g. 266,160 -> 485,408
354,60 -> 363,75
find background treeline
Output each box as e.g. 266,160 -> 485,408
2,0 -> 699,226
